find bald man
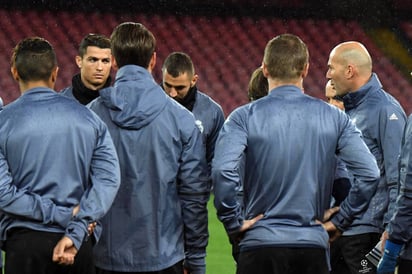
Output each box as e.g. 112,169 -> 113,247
327,41 -> 407,274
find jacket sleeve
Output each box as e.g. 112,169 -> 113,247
178,119 -> 209,274
332,115 -> 380,230
378,105 -> 406,225
0,149 -> 75,228
212,107 -> 247,235
64,119 -> 121,250
206,106 -> 225,180
387,115 -> 412,243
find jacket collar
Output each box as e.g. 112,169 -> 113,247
268,85 -> 304,97
343,73 -> 382,111
114,65 -> 153,84
22,87 -> 55,96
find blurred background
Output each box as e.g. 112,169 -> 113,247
0,0 -> 411,116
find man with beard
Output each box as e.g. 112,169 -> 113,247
161,52 -> 225,190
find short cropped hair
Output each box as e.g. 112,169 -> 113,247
11,37 -> 57,82
162,52 -> 195,78
248,67 -> 268,101
110,22 -> 156,68
263,34 -> 309,81
78,33 -> 111,57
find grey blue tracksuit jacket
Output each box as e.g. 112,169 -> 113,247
387,114 -> 412,260
89,65 -> 209,273
191,91 -> 225,183
213,85 -> 380,251
0,88 -> 120,250
342,73 -> 406,236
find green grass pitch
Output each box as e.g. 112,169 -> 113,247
0,197 -> 235,274
206,195 -> 236,274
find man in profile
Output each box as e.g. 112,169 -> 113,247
327,41 -> 406,274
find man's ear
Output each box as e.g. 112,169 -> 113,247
302,63 -> 309,78
111,56 -> 118,71
10,66 -> 19,81
75,55 -> 82,69
346,64 -> 355,79
191,74 -> 199,87
262,62 -> 270,78
148,52 -> 156,73
51,66 -> 59,84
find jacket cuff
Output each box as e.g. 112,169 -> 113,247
65,221 -> 88,250
331,212 -> 351,232
40,198 -> 73,228
52,206 -> 73,228
183,257 -> 206,274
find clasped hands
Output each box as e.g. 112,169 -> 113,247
318,206 -> 341,242
51,204 -> 96,265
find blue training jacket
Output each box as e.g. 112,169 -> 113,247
387,114 -> 412,260
0,87 -> 120,250
213,85 -> 380,251
342,73 -> 406,235
191,90 -> 225,184
89,65 -> 209,273
59,85 -> 75,98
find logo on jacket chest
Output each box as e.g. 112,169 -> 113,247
195,120 -> 204,133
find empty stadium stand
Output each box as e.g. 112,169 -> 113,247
0,9 -> 411,116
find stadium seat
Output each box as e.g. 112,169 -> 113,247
0,9 -> 410,115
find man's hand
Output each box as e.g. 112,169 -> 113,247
322,206 -> 339,222
72,205 -> 80,216
322,221 -> 342,242
316,207 -> 341,242
239,214 -> 264,233
52,236 -> 78,265
88,222 -> 97,236
380,231 -> 389,253
229,214 -> 264,245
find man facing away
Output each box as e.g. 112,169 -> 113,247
60,33 -> 112,105
229,66 -> 269,264
0,37 -> 120,274
161,52 -> 225,189
327,41 -> 407,274
89,22 -> 209,274
213,33 -> 380,274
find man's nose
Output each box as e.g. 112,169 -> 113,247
169,88 -> 178,98
96,61 -> 104,71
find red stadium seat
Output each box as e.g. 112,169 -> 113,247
0,10 -> 410,115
